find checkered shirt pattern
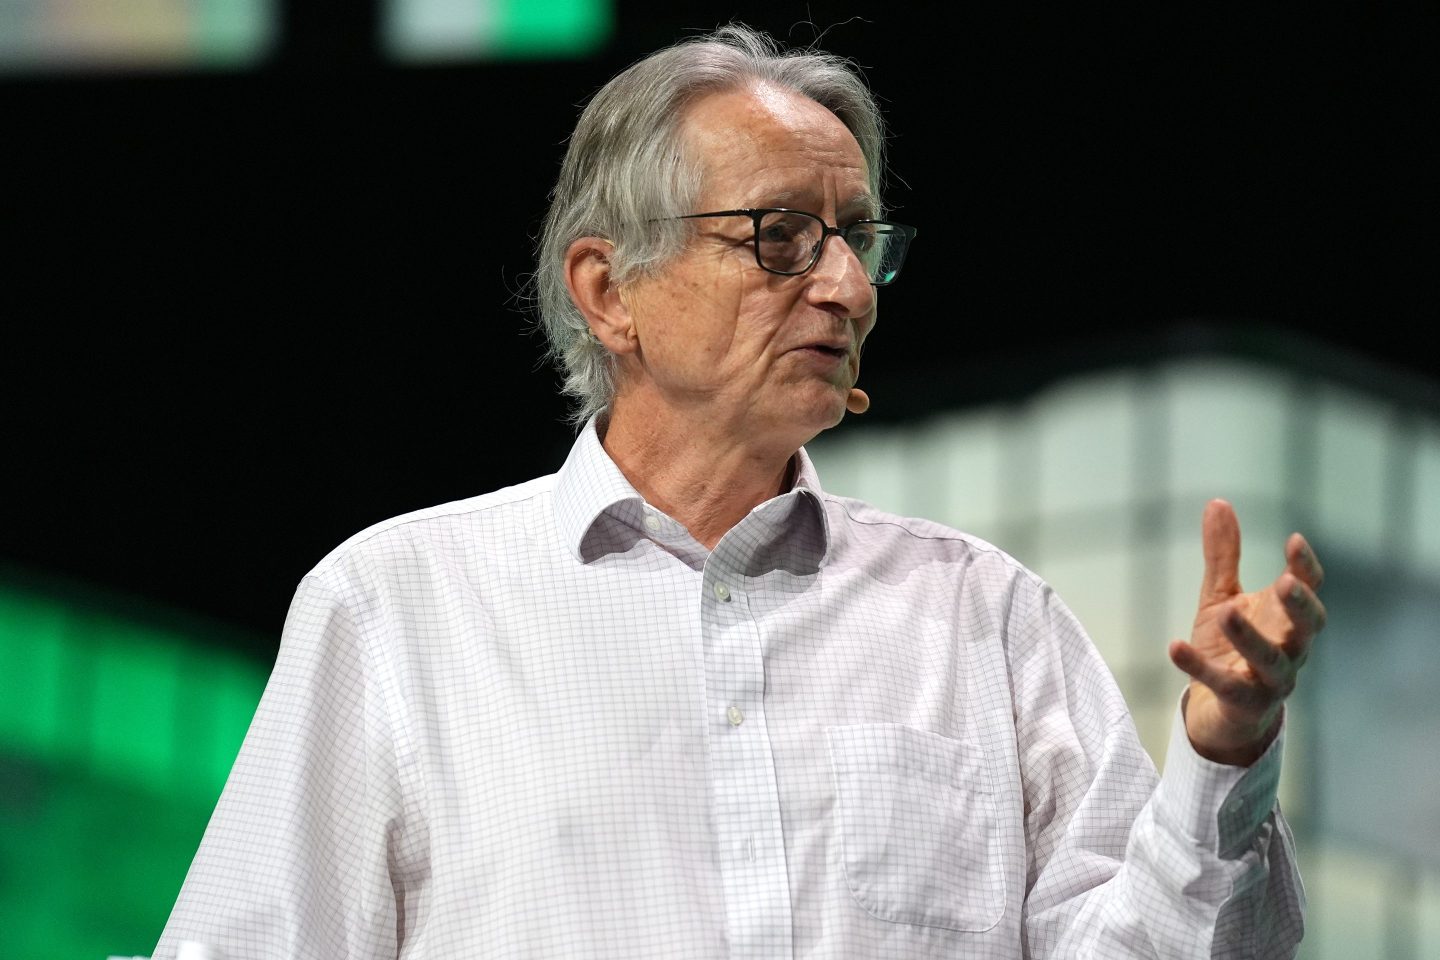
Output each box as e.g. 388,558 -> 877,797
154,420 -> 1303,959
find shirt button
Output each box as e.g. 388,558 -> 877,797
727,705 -> 744,726
643,514 -> 661,532
714,583 -> 731,601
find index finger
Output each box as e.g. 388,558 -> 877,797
1200,499 -> 1243,603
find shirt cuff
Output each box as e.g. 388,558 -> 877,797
1154,691 -> 1285,858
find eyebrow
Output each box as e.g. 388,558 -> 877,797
755,188 -> 879,221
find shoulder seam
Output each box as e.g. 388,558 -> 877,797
826,494 -> 1045,587
309,476 -> 555,578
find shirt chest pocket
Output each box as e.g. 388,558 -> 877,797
827,723 -> 1004,933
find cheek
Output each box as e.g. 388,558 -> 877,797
631,260 -> 785,375
733,277 -> 806,346
679,271 -> 762,367
857,305 -> 878,343
635,287 -> 737,376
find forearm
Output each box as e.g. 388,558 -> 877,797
1025,707 -> 1303,959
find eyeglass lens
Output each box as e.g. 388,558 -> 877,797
756,211 -> 910,284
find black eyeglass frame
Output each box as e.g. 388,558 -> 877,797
674,208 -> 917,286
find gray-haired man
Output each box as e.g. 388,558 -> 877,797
156,25 -> 1322,959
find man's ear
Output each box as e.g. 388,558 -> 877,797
564,237 -> 639,356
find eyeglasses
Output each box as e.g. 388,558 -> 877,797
675,208 -> 917,286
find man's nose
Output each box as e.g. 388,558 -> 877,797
805,232 -> 876,319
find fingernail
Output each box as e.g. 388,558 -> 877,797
1291,582 -> 1304,602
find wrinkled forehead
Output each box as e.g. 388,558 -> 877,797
679,83 -> 876,218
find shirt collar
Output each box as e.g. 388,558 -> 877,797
785,444 -> 834,567
553,416 -> 647,563
553,415 -> 833,567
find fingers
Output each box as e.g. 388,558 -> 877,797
1168,639 -> 1217,686
1175,591 -> 1314,697
1199,499 -> 1243,604
1180,506 -> 1324,762
1286,532 -> 1325,591
1277,573 -> 1326,656
1223,607 -> 1297,691
1169,638 -> 1272,710
1280,574 -> 1326,631
1170,627 -> 1292,712
1278,533 -> 1325,658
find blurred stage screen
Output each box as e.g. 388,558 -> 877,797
0,0 -> 610,71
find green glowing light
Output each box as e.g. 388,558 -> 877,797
0,577 -> 268,959
494,0 -> 611,57
384,0 -> 612,62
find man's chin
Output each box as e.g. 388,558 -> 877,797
808,387 -> 854,434
751,380 -> 854,444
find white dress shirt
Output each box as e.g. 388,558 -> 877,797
155,420 -> 1303,959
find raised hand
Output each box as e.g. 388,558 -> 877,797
1167,499 -> 1327,766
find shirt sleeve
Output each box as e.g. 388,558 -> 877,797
152,575 -> 417,960
1012,578 -> 1304,959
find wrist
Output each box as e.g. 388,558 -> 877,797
1183,686 -> 1284,766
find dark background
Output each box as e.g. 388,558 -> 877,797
4,1 -> 1437,651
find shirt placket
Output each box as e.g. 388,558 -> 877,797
702,555 -> 794,959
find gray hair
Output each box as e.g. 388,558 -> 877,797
534,24 -> 887,424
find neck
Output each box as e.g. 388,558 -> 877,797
601,399 -> 801,550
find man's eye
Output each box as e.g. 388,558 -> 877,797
758,212 -> 816,244
846,226 -> 878,253
759,224 -> 801,244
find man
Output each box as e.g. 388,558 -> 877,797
156,25 -> 1324,959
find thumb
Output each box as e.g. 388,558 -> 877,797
846,387 -> 870,414
1199,498 -> 1242,603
